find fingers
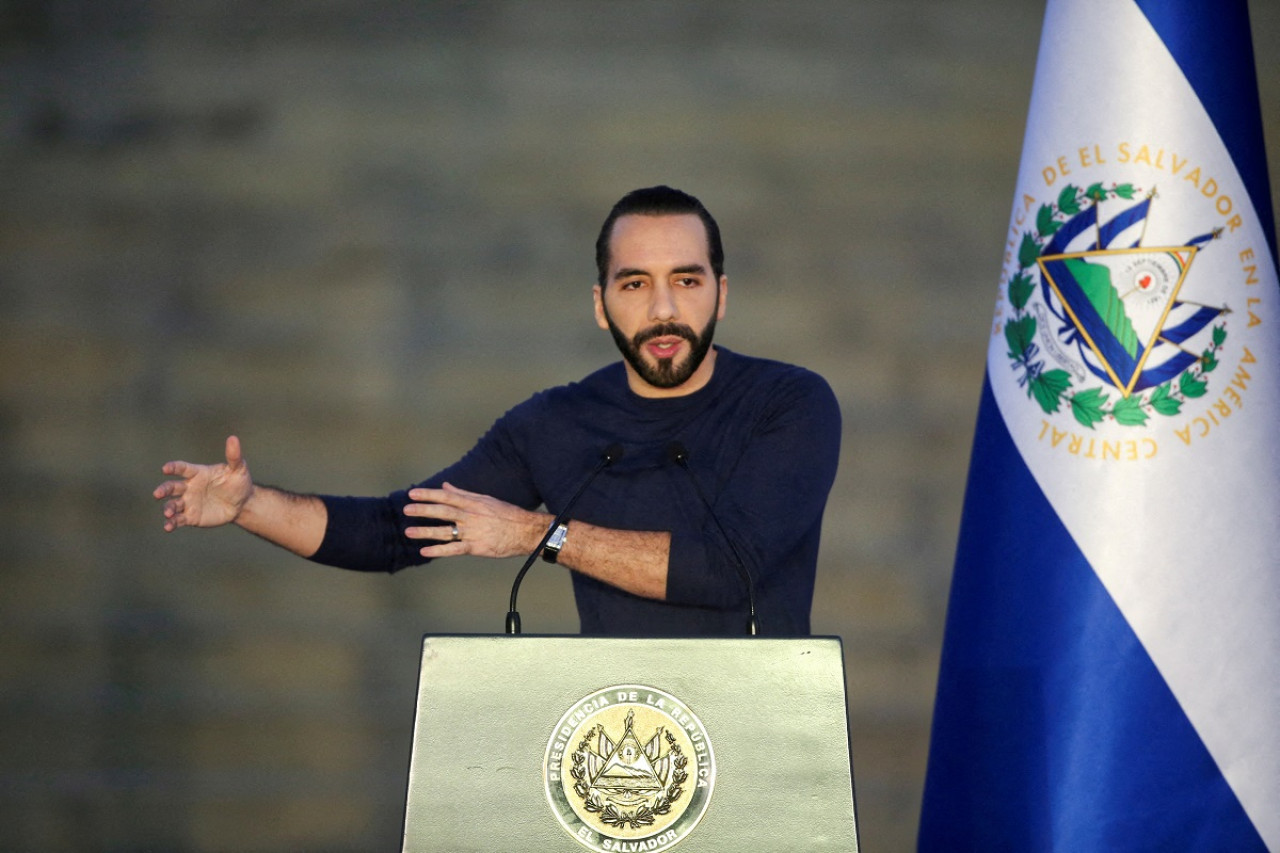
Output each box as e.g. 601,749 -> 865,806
160,497 -> 185,531
408,482 -> 483,504
225,435 -> 243,469
405,523 -> 468,559
416,541 -> 468,559
402,500 -> 456,522
160,460 -> 195,478
402,485 -> 532,560
404,523 -> 457,542
407,487 -> 455,507
152,479 -> 187,500
154,466 -> 187,529
156,438 -> 243,532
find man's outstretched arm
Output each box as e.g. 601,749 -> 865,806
155,442 -> 669,596
153,435 -> 328,558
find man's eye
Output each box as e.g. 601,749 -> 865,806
678,277 -> 699,287
621,280 -> 643,290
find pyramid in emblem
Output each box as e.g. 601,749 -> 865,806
591,710 -> 669,801
1038,246 -> 1197,396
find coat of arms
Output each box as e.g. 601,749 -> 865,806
545,686 -> 715,853
1004,182 -> 1229,428
571,708 -> 686,828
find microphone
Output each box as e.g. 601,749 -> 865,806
666,442 -> 760,636
505,443 -> 624,634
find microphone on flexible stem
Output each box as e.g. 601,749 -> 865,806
666,442 -> 760,636
506,443 -> 625,634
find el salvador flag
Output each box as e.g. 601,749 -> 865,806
919,1 -> 1279,850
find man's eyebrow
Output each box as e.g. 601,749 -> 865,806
611,263 -> 708,282
670,264 -> 708,276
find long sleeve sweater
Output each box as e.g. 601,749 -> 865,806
310,347 -> 842,636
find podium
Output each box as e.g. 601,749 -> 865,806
402,635 -> 859,852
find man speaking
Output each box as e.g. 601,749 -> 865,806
153,186 -> 841,636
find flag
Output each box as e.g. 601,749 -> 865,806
920,1 -> 1279,849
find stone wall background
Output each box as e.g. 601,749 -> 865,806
2,2 -> 1277,850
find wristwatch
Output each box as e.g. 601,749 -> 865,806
541,521 -> 569,563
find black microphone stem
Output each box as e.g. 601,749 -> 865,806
506,445 -> 622,634
668,443 -> 760,636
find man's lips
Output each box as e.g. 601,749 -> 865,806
644,336 -> 686,360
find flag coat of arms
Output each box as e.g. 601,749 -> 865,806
920,0 -> 1279,849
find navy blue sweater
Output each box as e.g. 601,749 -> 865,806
311,348 -> 841,636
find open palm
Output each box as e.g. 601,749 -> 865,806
153,435 -> 254,531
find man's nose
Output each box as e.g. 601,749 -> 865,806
649,282 -> 677,321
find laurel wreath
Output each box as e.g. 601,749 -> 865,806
1006,182 -> 1225,428
570,727 -> 688,830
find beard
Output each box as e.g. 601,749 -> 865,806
602,303 -> 718,390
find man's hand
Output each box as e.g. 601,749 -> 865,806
403,482 -> 551,559
153,435 -> 255,532
403,483 -> 668,600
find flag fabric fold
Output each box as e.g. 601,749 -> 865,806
920,1 -> 1279,849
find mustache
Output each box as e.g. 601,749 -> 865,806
633,322 -> 699,348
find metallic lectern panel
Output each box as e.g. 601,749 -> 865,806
402,635 -> 858,852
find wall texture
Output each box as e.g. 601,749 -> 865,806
2,2 -> 1277,850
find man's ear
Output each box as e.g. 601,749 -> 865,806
593,284 -> 609,331
717,275 -> 728,321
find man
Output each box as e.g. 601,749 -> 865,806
154,186 -> 841,636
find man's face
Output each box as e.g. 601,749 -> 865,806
593,213 -> 728,398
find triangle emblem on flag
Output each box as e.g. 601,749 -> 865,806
1038,246 -> 1197,396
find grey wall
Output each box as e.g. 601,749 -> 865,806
2,2 -> 1277,850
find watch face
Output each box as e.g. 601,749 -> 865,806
543,523 -> 568,562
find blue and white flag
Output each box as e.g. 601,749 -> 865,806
920,1 -> 1279,849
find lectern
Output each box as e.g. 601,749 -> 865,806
402,635 -> 859,852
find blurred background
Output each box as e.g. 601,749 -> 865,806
2,1 -> 1277,850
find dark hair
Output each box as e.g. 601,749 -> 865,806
594,186 -> 724,286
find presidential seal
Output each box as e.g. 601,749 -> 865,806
544,686 -> 715,853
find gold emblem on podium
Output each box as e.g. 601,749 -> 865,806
545,685 -> 715,852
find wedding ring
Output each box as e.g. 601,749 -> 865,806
450,523 -> 461,541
